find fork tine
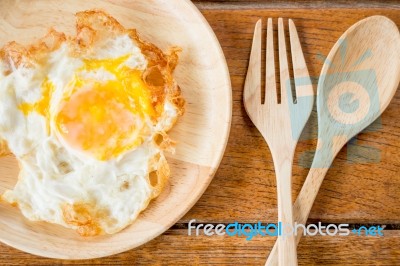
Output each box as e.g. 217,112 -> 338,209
265,18 -> 277,105
244,19 -> 262,111
289,19 -> 314,98
278,18 -> 293,105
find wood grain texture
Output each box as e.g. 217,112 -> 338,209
0,229 -> 399,265
194,0 -> 400,9
182,6 -> 400,224
1,0 -> 400,264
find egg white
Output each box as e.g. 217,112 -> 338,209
0,34 -> 177,235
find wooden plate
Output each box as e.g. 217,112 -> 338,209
0,0 -> 231,259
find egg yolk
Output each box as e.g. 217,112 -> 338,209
19,78 -> 54,116
55,55 -> 156,161
56,84 -> 144,161
19,78 -> 54,133
18,55 -> 158,161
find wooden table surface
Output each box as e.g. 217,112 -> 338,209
1,1 -> 400,265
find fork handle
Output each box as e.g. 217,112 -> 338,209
273,153 -> 298,266
266,166 -> 330,266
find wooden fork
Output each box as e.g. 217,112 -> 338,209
243,18 -> 314,266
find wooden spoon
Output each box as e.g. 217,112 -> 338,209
266,15 -> 400,265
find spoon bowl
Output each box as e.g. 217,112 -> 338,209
316,15 -> 400,165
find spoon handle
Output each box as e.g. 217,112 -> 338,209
266,149 -> 332,266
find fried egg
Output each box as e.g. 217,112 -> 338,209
0,10 -> 184,236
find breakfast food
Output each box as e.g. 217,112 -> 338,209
0,10 -> 184,236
